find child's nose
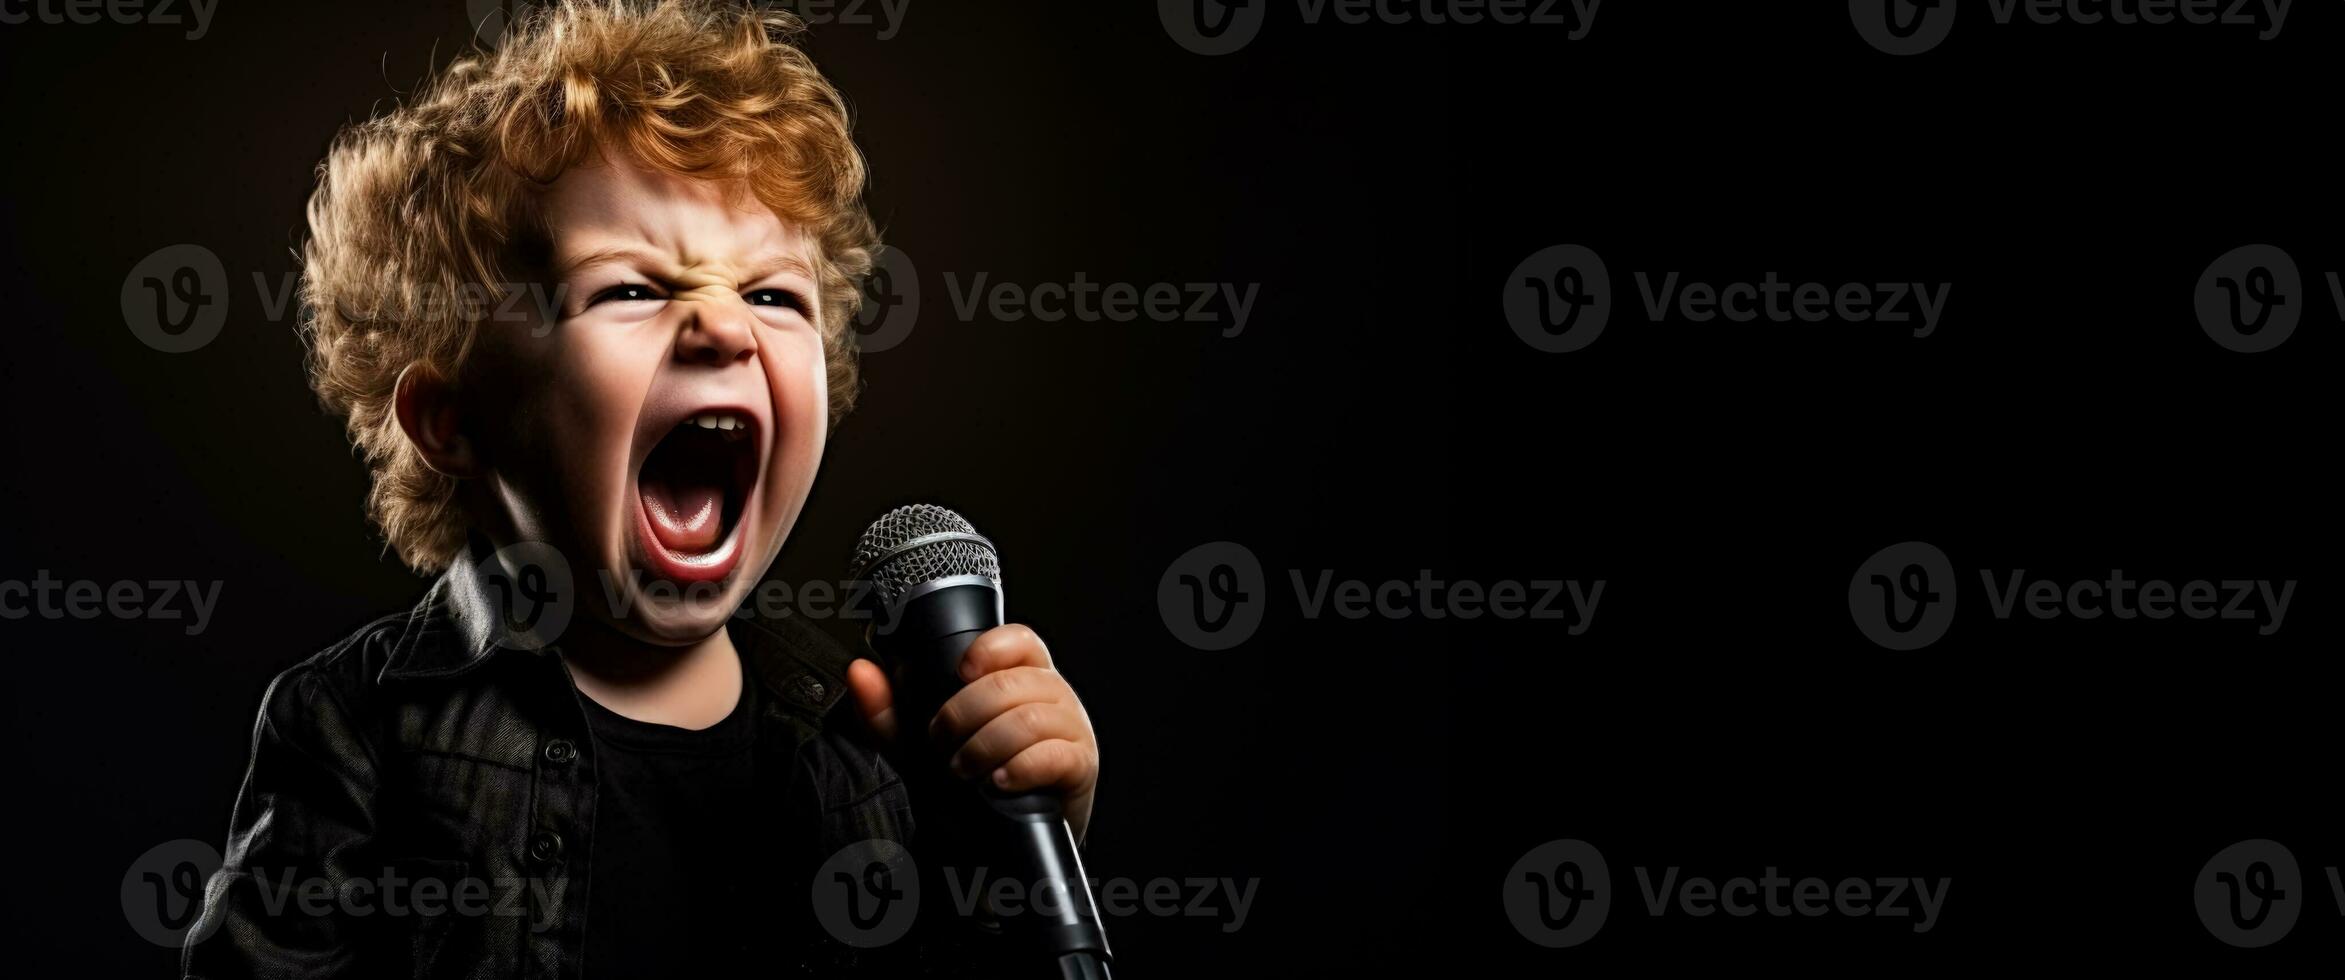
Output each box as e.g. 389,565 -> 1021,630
674,291 -> 758,366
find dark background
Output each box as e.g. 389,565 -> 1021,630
1,1 -> 2335,975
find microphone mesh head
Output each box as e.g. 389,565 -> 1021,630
849,504 -> 1001,608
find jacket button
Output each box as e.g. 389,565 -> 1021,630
528,831 -> 565,865
542,738 -> 577,765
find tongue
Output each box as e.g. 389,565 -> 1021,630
640,474 -> 725,554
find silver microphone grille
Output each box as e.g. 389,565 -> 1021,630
847,504 -> 1002,608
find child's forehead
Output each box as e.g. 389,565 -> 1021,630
542,153 -> 815,273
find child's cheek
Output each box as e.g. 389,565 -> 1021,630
542,326 -> 659,460
489,322 -> 662,547
770,327 -> 828,426
759,326 -> 829,511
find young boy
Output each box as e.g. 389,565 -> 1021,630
185,3 -> 1100,975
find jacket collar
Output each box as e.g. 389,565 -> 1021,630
377,538 -> 857,722
377,542 -> 507,683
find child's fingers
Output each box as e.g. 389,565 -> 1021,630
947,701 -> 1089,780
957,623 -> 1054,682
988,738 -> 1092,796
845,658 -> 898,743
928,665 -> 1065,748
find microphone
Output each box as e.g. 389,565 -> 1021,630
848,504 -> 1113,980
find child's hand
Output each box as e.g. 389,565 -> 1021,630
845,624 -> 1098,841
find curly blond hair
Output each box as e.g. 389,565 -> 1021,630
299,0 -> 876,573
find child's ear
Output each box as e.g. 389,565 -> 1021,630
393,362 -> 481,478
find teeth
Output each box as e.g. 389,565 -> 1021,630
680,411 -> 749,433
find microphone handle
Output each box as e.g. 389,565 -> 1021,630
876,581 -> 1114,978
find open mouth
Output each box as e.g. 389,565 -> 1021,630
634,409 -> 760,583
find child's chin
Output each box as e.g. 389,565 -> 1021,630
599,572 -> 748,644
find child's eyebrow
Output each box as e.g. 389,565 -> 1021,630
551,244 -> 815,283
550,245 -> 656,279
738,249 -> 817,283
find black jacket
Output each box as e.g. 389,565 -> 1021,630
182,548 -> 1011,978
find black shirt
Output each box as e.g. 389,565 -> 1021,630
578,660 -> 762,978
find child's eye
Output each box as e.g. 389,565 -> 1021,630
590,283 -> 663,305
746,288 -> 809,313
